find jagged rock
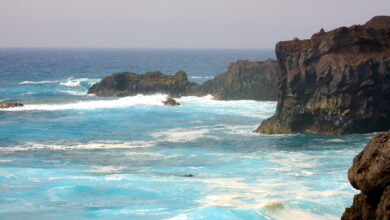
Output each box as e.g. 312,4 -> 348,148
163,97 -> 180,106
88,59 -> 277,101
194,59 -> 277,100
257,16 -> 390,135
0,102 -> 23,109
364,15 -> 390,30
342,131 -> 390,220
87,71 -> 196,97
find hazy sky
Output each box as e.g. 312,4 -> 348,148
1,0 -> 389,49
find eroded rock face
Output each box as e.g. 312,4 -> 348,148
257,16 -> 390,135
342,131 -> 390,220
88,59 -> 277,101
0,102 -> 24,109
195,59 -> 277,100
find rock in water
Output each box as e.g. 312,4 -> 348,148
194,59 -> 277,100
87,59 -> 277,101
163,97 -> 180,106
88,71 -> 197,97
341,131 -> 390,220
0,102 -> 24,109
257,16 -> 390,135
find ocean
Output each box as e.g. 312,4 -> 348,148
0,48 -> 371,220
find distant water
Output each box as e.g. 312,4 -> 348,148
0,48 -> 370,220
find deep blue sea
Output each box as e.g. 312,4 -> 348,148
0,48 -> 372,220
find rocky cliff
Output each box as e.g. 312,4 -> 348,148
195,59 -> 276,100
88,59 -> 277,101
341,131 -> 390,220
257,16 -> 390,135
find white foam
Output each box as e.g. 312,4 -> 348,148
151,127 -> 214,142
0,140 -> 155,152
176,95 -> 276,118
0,94 -> 168,111
263,200 -> 337,220
59,77 -> 98,87
19,80 -> 59,85
60,90 -> 87,96
325,139 -> 346,143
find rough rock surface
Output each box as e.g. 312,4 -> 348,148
194,59 -> 277,100
0,102 -> 24,109
341,131 -> 390,220
163,97 -> 180,106
88,60 -> 277,101
257,16 -> 390,135
88,71 -> 197,97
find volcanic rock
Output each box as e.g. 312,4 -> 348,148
163,97 -> 180,106
257,16 -> 390,135
88,59 -> 277,101
341,131 -> 390,220
194,59 -> 277,100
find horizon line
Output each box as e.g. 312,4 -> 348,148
0,46 -> 275,50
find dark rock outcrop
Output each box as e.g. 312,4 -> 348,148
194,59 -> 277,100
342,131 -> 390,220
0,102 -> 24,109
88,60 -> 277,101
88,71 -> 197,97
257,16 -> 390,135
163,97 -> 180,106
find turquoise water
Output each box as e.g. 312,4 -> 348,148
0,48 -> 370,220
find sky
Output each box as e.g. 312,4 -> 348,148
0,0 -> 389,49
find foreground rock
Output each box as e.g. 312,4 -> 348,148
195,59 -> 277,100
341,131 -> 390,220
88,60 -> 277,101
163,97 -> 180,106
257,16 -> 390,135
0,102 -> 24,109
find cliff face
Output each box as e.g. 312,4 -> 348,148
341,131 -> 390,220
257,16 -> 390,135
88,59 -> 277,101
195,59 -> 277,100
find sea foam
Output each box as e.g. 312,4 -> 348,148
0,94 -> 168,111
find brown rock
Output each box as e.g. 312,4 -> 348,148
341,131 -> 390,220
0,102 -> 24,109
163,97 -> 180,106
88,60 -> 278,101
257,16 -> 390,135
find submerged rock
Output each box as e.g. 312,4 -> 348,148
0,102 -> 23,109
163,97 -> 180,106
342,131 -> 390,220
87,59 -> 277,101
257,16 -> 390,135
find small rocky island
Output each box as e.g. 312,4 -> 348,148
257,16 -> 390,135
88,59 -> 277,101
342,131 -> 390,219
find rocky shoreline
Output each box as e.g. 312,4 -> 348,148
87,59 -> 277,101
342,131 -> 390,219
257,16 -> 390,135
